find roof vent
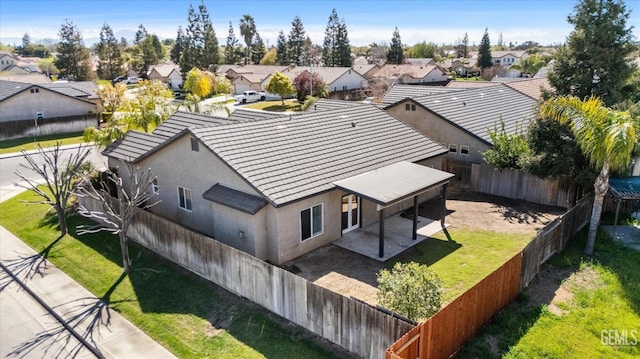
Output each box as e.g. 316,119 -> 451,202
463,101 -> 466,106
351,121 -> 356,128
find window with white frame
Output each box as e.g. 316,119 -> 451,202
460,145 -> 469,155
152,178 -> 159,194
300,204 -> 323,241
178,186 -> 192,211
449,144 -> 458,153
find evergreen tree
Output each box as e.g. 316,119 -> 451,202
96,23 -> 123,80
180,3 -> 218,74
170,26 -> 185,64
276,30 -> 289,65
134,24 -> 147,45
548,0 -> 636,106
387,27 -> 404,64
199,2 -> 219,71
239,14 -> 256,65
251,32 -> 266,65
477,28 -> 493,69
224,21 -> 241,64
288,16 -> 306,66
461,32 -> 469,57
55,19 -> 93,81
21,33 -> 31,56
322,9 -> 352,67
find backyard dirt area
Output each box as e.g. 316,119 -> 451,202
282,189 -> 566,306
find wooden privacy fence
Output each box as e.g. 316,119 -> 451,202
520,193 -> 593,288
78,196 -> 414,359
471,164 -> 576,208
0,114 -> 97,140
386,254 -> 521,359
386,192 -> 595,359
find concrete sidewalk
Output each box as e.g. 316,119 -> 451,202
0,226 -> 177,358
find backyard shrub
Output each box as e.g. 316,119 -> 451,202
377,261 -> 443,321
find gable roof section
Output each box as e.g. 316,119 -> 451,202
0,73 -> 52,84
370,64 -> 444,80
102,130 -> 167,162
306,98 -> 367,112
190,106 -> 447,206
409,85 -> 537,145
382,84 -> 460,104
203,184 -> 268,214
0,80 -> 95,103
305,66 -> 360,84
445,80 -> 501,89
152,111 -> 240,137
504,78 -> 552,100
149,64 -> 180,77
228,108 -> 287,122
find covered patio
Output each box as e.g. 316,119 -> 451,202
332,161 -> 454,261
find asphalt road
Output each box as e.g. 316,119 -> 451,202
0,145 -> 108,202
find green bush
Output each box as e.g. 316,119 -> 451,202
377,261 -> 443,321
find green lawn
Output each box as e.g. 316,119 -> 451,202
0,191 -> 343,359
456,229 -> 640,359
0,132 -> 86,154
390,229 -> 530,303
244,99 -> 300,112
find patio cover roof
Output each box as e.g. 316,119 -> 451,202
609,177 -> 640,200
333,161 -> 454,209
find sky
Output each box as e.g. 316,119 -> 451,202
1,0 -> 639,48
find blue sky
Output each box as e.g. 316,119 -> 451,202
1,0 -> 639,47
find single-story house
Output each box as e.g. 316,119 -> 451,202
0,51 -> 17,71
103,106 -> 449,264
295,66 -> 369,99
468,50 -> 529,67
368,64 -> 449,85
148,64 -> 183,89
0,73 -> 52,84
385,84 -> 538,164
405,58 -> 436,66
223,65 -> 293,94
0,80 -> 99,139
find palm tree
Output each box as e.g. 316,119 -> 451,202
239,14 -> 256,65
510,54 -> 547,77
539,96 -> 639,255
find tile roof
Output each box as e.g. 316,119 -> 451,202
152,111 -> 239,137
228,108 -> 287,122
0,73 -> 52,84
410,85 -> 537,145
382,84 -> 461,104
303,66 -> 357,84
102,130 -> 167,162
0,80 -> 97,102
149,64 -> 180,77
370,64 -> 444,80
190,106 -> 447,206
445,80 -> 501,89
306,98 -> 367,112
203,184 -> 268,214
504,78 -> 552,100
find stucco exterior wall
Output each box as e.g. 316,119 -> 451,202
386,101 -> 490,163
0,88 -> 95,122
328,71 -> 368,92
211,202 -> 267,259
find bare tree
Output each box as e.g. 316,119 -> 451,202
14,143 -> 93,237
73,165 -> 159,273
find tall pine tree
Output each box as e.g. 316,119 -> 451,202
387,27 -> 404,64
199,2 -> 219,71
477,28 -> 493,70
180,3 -> 218,74
96,23 -> 122,80
224,21 -> 241,64
322,9 -> 352,67
55,19 -> 93,81
288,16 -> 306,66
549,0 -> 635,106
134,24 -> 147,45
251,32 -> 266,65
276,30 -> 289,65
170,26 -> 185,64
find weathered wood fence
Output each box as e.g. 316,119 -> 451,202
0,114 -> 97,140
470,164 -> 576,208
386,193 -> 594,359
79,196 -> 414,359
520,194 -> 594,288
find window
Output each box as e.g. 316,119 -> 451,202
36,112 -> 44,120
460,145 -> 469,155
190,138 -> 199,152
411,104 -> 416,111
449,144 -> 458,153
152,178 -> 159,194
300,204 -> 323,241
405,103 -> 416,111
30,88 -> 39,94
178,186 -> 192,211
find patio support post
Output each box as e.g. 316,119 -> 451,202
441,183 -> 448,227
379,209 -> 385,258
612,199 -> 621,238
413,196 -> 418,240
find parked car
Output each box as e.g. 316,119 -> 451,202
234,90 -> 266,104
111,76 -> 126,85
111,76 -> 139,85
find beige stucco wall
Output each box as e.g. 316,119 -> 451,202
328,71 -> 369,92
386,101 -> 490,163
0,88 -> 95,122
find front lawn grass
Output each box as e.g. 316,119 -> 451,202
391,229 -> 530,303
456,230 -> 640,359
244,99 -> 300,112
0,132 -> 86,154
0,191 -> 344,359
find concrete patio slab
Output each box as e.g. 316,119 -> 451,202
602,225 -> 640,250
332,214 -> 449,261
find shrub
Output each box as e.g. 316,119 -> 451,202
377,262 -> 443,321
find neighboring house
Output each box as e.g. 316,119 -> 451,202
446,80 -> 500,90
148,64 -> 183,89
103,106 -> 448,264
405,58 -> 436,66
0,73 -> 52,84
468,50 -> 529,67
447,78 -> 552,101
352,63 -> 380,80
223,65 -> 293,94
0,80 -> 98,139
298,66 -> 369,99
0,51 -> 17,71
381,84 -> 461,105
385,85 -> 537,164
306,98 -> 371,112
368,64 -> 449,85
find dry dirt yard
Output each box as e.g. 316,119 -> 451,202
282,189 -> 566,305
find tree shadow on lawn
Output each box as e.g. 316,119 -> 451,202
7,272 -> 130,359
